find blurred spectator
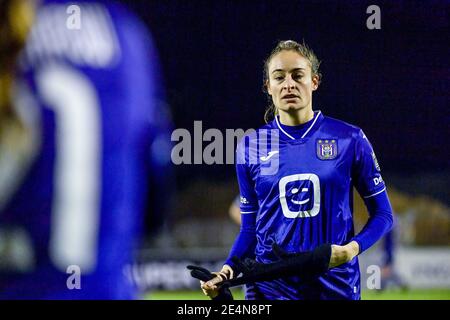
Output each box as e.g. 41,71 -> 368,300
228,195 -> 241,226
354,187 -> 450,246
379,218 -> 408,291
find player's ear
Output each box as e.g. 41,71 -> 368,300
265,80 -> 272,95
311,75 -> 319,91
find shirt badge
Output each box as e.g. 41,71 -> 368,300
316,139 -> 338,160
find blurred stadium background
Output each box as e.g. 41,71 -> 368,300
119,0 -> 449,300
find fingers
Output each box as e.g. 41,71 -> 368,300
200,279 -> 220,298
213,271 -> 229,279
198,265 -> 234,298
228,268 -> 234,280
222,264 -> 234,280
208,272 -> 227,287
200,280 -> 214,297
201,270 -> 228,290
329,244 -> 346,268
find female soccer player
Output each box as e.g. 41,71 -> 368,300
202,40 -> 394,300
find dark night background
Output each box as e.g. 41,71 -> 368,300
123,0 -> 449,204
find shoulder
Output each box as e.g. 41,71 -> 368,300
235,122 -> 274,162
106,2 -> 150,35
321,115 -> 364,139
236,122 -> 275,146
22,1 -> 127,70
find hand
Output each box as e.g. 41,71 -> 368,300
200,264 -> 233,298
329,241 -> 360,268
224,243 -> 332,287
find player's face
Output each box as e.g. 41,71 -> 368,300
266,50 -> 319,115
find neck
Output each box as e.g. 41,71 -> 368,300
278,107 -> 314,126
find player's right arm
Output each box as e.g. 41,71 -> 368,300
201,138 -> 258,296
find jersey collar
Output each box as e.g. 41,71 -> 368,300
274,110 -> 324,141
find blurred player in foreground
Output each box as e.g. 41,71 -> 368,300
0,0 -> 172,299
201,40 -> 394,300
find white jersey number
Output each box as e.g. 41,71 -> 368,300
37,64 -> 101,273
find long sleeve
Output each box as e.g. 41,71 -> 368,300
351,190 -> 393,253
225,138 -> 259,267
351,129 -> 393,253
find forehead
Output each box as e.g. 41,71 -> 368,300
269,50 -> 311,72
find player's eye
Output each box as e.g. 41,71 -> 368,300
274,76 -> 284,81
293,74 -> 303,80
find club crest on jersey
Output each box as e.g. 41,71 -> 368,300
316,139 -> 338,160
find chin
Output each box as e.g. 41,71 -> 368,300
281,103 -> 304,111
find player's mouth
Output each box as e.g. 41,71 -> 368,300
282,94 -> 300,101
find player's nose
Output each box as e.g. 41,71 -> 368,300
284,77 -> 295,90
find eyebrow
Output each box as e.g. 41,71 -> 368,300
271,68 -> 305,74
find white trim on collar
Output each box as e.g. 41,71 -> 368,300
275,115 -> 295,140
275,111 -> 321,140
301,111 -> 321,138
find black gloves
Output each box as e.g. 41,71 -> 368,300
188,243 -> 331,295
225,243 -> 332,287
186,265 -> 234,300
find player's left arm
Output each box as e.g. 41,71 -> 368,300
343,130 -> 394,264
